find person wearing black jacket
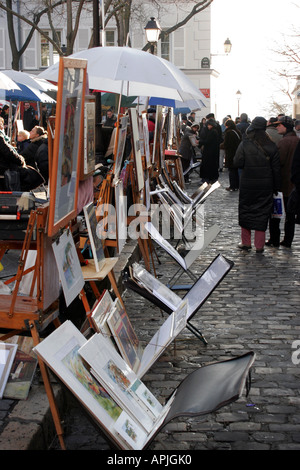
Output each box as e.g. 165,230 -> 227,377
21,126 -> 49,181
233,116 -> 281,253
290,139 -> 300,224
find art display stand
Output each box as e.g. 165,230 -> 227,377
0,204 -> 66,450
33,319 -> 255,450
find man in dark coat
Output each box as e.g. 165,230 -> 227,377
237,113 -> 250,138
220,119 -> 241,190
23,102 -> 37,131
233,116 -> 281,253
199,118 -> 221,183
266,115 -> 299,247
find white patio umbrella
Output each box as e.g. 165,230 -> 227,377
2,70 -> 57,96
38,46 -> 205,102
0,71 -> 21,91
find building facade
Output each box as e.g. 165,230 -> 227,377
0,1 -> 221,119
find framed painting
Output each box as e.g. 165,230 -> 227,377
141,111 -> 151,169
52,229 -> 85,307
83,202 -> 105,272
33,320 -> 130,449
48,57 -> 87,237
80,97 -> 96,180
129,108 -> 144,193
0,342 -> 18,398
114,180 -> 127,254
113,115 -> 128,180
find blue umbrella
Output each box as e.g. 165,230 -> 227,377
0,82 -> 55,103
149,96 -> 206,114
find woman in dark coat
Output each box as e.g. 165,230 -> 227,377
21,126 -> 48,181
233,116 -> 281,253
220,119 -> 241,191
199,118 -> 221,183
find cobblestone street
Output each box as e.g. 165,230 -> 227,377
49,169 -> 300,451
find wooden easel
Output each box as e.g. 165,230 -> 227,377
0,204 -> 66,450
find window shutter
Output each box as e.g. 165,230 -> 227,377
173,28 -> 185,68
0,29 -> 5,68
22,29 -> 37,69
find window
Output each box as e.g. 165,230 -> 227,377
40,30 -> 61,68
105,30 -> 116,47
160,32 -> 170,61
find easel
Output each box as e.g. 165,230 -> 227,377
0,204 -> 66,450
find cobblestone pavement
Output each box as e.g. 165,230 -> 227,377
51,169 -> 300,451
1,169 -> 300,451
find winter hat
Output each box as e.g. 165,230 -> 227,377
267,117 -> 278,127
246,116 -> 267,133
274,116 -> 294,131
206,118 -> 217,127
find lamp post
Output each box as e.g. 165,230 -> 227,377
145,17 -> 161,54
224,38 -> 232,54
236,90 -> 242,116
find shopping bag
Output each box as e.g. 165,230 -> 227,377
272,192 -> 285,219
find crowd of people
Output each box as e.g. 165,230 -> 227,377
179,111 -> 300,253
0,101 -> 49,190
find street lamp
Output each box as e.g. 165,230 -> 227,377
224,38 -> 232,54
236,90 -> 242,116
145,17 -> 161,54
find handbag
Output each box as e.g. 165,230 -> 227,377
4,165 -> 45,192
272,192 -> 285,219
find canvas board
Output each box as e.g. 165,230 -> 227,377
107,299 -> 142,373
129,108 -> 144,192
83,202 -> 105,272
52,230 -> 84,307
32,320 -> 130,449
79,333 -> 163,431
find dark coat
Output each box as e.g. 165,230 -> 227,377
35,138 -> 48,181
291,139 -> 300,192
233,132 -> 281,231
277,131 -> 299,197
0,134 -> 26,175
179,127 -> 197,161
199,126 -> 220,182
21,135 -> 47,169
221,127 -> 242,168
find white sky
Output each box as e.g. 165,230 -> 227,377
210,0 -> 298,121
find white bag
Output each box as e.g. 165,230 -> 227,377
272,192 -> 285,219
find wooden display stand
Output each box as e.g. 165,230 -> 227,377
0,204 -> 66,449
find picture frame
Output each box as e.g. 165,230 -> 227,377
0,342 -> 18,398
90,290 -> 114,337
141,111 -> 151,169
52,229 -> 85,307
128,108 -> 144,192
48,57 -> 87,237
80,97 -> 96,180
113,115 -> 128,180
107,298 -> 142,373
83,202 -> 105,272
78,333 -> 163,433
114,180 -> 127,254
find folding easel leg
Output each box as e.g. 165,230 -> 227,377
29,320 -> 66,450
187,321 -> 208,345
